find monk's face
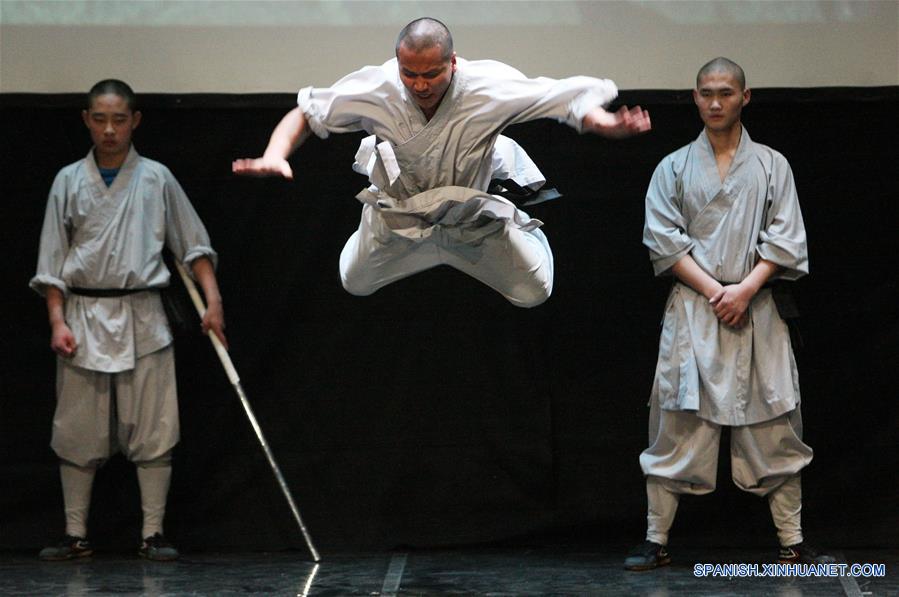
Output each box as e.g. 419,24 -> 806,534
82,93 -> 141,166
397,43 -> 456,118
693,71 -> 750,133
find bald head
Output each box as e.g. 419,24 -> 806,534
697,57 -> 746,90
396,17 -> 454,62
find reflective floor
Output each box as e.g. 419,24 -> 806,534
1,547 -> 895,596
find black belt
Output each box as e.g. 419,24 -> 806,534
705,280 -> 775,289
487,178 -> 562,207
68,286 -> 191,335
68,287 -> 156,297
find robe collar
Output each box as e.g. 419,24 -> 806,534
697,125 -> 753,172
695,125 -> 753,196
85,145 -> 140,195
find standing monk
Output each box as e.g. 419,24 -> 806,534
626,58 -> 831,570
233,17 -> 650,307
32,79 -> 226,561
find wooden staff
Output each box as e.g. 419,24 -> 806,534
175,261 -> 320,562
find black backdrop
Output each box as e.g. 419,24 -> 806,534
1,88 -> 897,553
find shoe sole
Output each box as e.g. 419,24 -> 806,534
39,550 -> 93,562
139,552 -> 179,562
625,556 -> 672,571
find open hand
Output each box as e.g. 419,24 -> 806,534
232,156 -> 294,180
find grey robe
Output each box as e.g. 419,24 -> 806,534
31,146 -> 216,373
643,128 -> 808,426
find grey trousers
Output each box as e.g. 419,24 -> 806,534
52,345 -> 179,468
640,399 -> 813,546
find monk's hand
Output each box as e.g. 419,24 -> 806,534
50,321 -> 77,358
709,283 -> 754,328
201,299 -> 228,349
232,156 -> 294,180
584,105 -> 652,139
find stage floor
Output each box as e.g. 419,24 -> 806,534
1,547 -> 895,595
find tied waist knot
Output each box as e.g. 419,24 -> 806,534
356,185 -> 542,263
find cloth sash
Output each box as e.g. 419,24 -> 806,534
356,185 -> 543,263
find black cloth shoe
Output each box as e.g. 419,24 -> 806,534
779,542 -> 836,564
624,540 -> 671,571
139,533 -> 179,561
39,535 -> 93,561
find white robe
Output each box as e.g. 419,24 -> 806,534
31,146 -> 216,373
297,57 -> 616,303
298,56 -> 617,231
643,128 -> 809,426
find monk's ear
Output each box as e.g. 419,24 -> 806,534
82,109 -> 90,129
451,52 -> 457,73
131,110 -> 142,131
692,88 -> 701,107
742,88 -> 751,107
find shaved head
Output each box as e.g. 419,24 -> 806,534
396,17 -> 454,62
696,57 -> 746,90
88,78 -> 137,111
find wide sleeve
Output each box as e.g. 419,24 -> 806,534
470,60 -> 619,133
643,156 -> 694,276
162,168 -> 217,270
756,153 -> 808,280
297,63 -> 396,139
29,171 -> 72,296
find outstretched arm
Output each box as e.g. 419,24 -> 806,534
582,105 -> 652,139
232,107 -> 311,179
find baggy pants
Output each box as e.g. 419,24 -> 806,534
639,397 -> 813,546
339,204 -> 554,308
52,345 -> 179,468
